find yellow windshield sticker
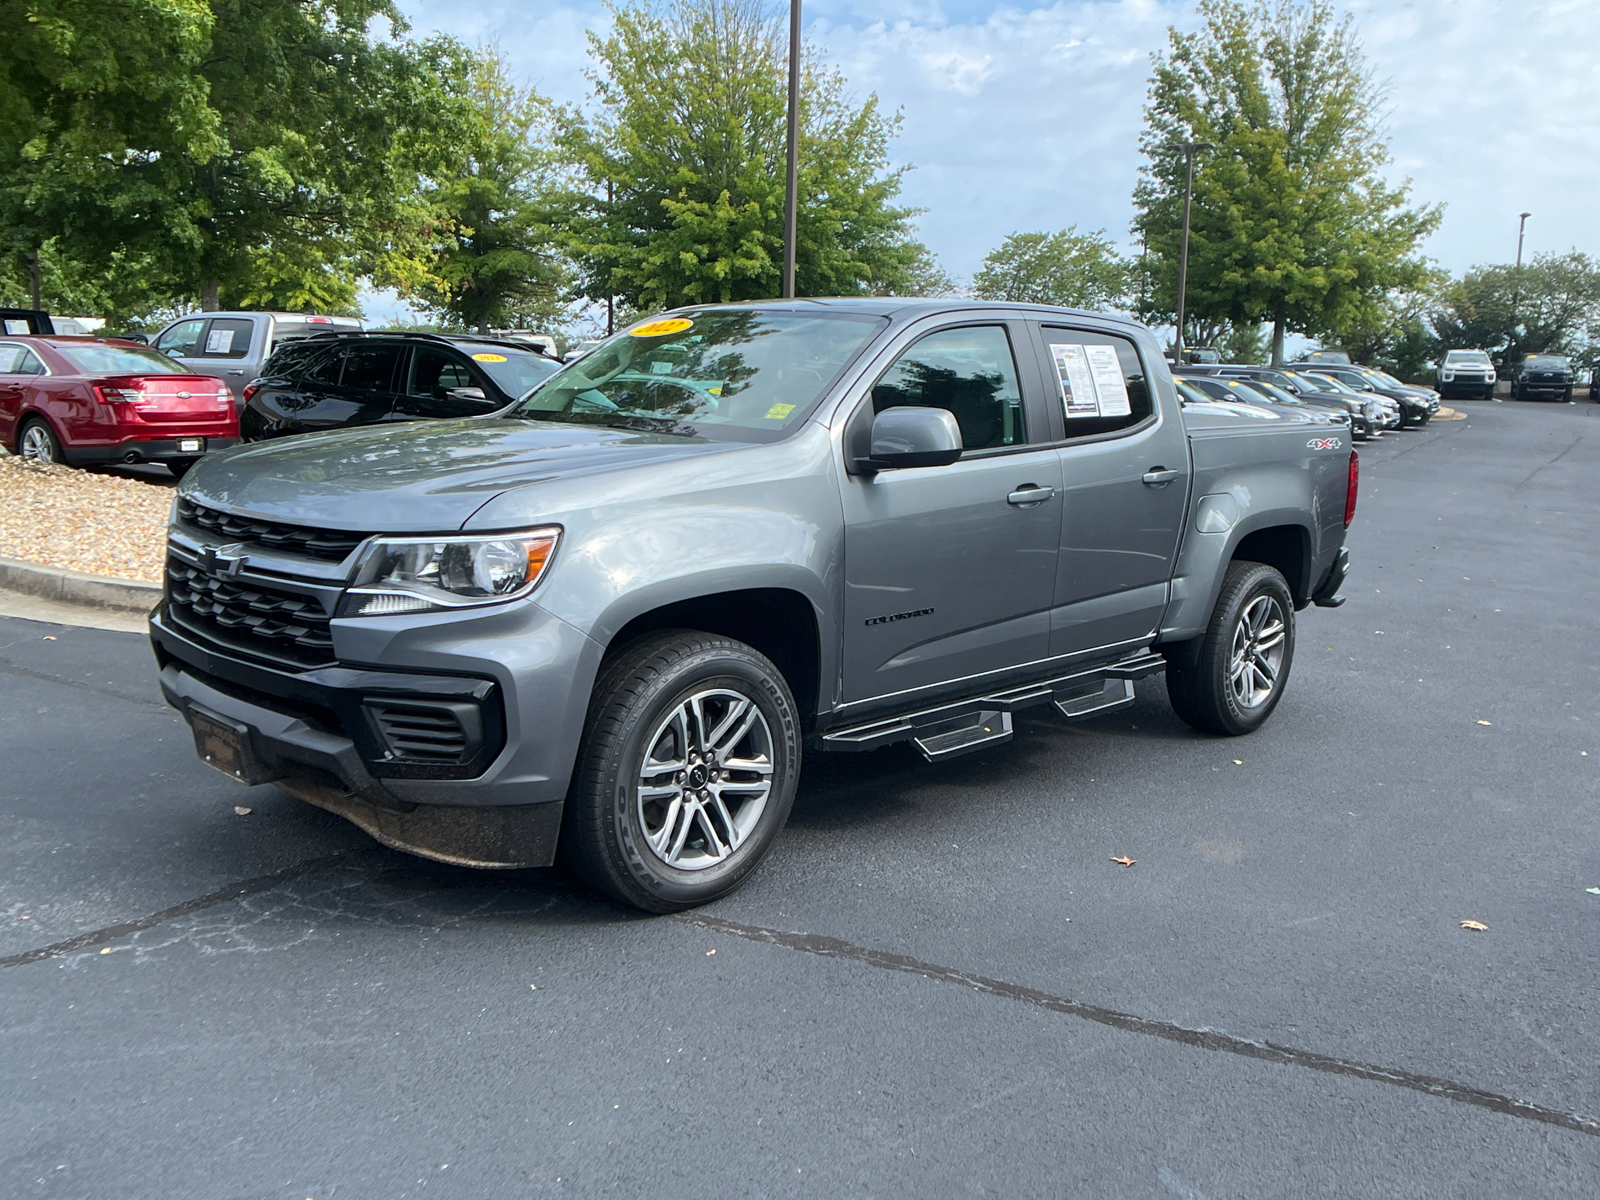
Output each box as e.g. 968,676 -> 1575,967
764,402 -> 796,420
472,353 -> 508,362
708,386 -> 722,396
630,317 -> 694,338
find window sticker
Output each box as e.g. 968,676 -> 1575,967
472,352 -> 507,362
1051,343 -> 1101,418
4,320 -> 28,335
764,402 -> 795,420
629,317 -> 694,338
1084,344 -> 1131,418
205,328 -> 235,354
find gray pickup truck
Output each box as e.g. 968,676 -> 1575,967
150,300 -> 1355,911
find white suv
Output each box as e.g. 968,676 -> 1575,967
1436,349 -> 1496,401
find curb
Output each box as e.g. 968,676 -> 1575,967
0,555 -> 160,614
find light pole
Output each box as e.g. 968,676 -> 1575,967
782,0 -> 802,299
1165,141 -> 1212,360
1512,211 -> 1531,349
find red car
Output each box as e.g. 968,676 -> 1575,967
0,336 -> 239,478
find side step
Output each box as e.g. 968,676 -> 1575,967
822,647 -> 1166,762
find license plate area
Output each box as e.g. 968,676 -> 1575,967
178,438 -> 204,453
190,707 -> 281,785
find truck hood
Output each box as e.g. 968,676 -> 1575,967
183,418 -> 734,531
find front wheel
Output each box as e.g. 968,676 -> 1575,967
1165,561 -> 1296,736
561,630 -> 801,913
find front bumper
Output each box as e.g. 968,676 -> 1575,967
151,594 -> 602,868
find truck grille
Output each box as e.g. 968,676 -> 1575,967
365,701 -> 477,763
177,498 -> 367,562
166,556 -> 336,667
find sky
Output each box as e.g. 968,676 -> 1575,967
368,0 -> 1600,323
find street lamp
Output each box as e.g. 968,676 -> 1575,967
1164,141 -> 1212,360
1512,211 -> 1531,346
782,0 -> 802,299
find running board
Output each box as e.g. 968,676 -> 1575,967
822,649 -> 1166,761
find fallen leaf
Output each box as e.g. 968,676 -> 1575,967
529,984 -> 538,990
705,949 -> 716,956
1586,888 -> 1600,896
1460,920 -> 1489,932
1232,759 -> 1243,765
42,635 -> 55,641
99,947 -> 111,954
1476,720 -> 1492,727
233,806 -> 252,816
1374,630 -> 1384,635
1110,856 -> 1136,867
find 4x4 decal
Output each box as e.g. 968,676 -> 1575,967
1307,437 -> 1342,450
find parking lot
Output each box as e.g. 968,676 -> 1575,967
2,398 -> 1598,1197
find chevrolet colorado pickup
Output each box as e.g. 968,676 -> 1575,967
151,300 -> 1356,912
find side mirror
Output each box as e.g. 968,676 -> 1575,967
165,347 -> 185,359
447,386 -> 488,402
862,406 -> 963,470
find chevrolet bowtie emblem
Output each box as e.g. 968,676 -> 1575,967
205,542 -> 248,578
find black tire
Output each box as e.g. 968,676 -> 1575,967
1484,383 -> 1496,401
1562,387 -> 1573,402
560,630 -> 801,913
167,458 -> 199,479
18,417 -> 63,465
1164,561 -> 1296,737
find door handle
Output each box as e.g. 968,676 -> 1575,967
1142,468 -> 1179,486
1007,484 -> 1055,507
227,369 -> 244,376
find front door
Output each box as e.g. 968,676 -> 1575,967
390,346 -> 501,421
1034,324 -> 1189,657
840,322 -> 1061,705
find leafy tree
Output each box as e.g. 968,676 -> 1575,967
1133,0 -> 1441,363
555,0 -> 931,311
1218,321 -> 1267,364
1314,273 -> 1447,379
1430,252 -> 1600,366
405,48 -> 571,333
972,228 -> 1128,309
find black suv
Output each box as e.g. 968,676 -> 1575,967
1510,353 -> 1574,402
239,333 -> 561,441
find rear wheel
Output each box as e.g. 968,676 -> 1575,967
561,630 -> 801,913
18,419 -> 61,465
1165,561 -> 1295,736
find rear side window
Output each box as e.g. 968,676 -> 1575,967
871,325 -> 1025,451
200,318 -> 253,358
1040,327 -> 1153,439
156,319 -> 207,356
302,348 -> 346,385
341,343 -> 404,393
0,344 -> 36,373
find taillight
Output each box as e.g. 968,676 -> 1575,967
1344,450 -> 1359,526
93,384 -> 144,405
242,381 -> 260,404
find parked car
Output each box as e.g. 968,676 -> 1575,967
150,312 -> 364,405
1435,349 -> 1497,401
153,299 -> 1355,912
1284,368 -> 1400,430
1510,353 -> 1575,402
0,336 -> 238,476
1213,365 -> 1380,439
1295,363 -> 1437,428
238,332 -> 562,441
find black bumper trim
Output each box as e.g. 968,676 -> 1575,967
1312,546 -> 1350,608
65,436 -> 239,466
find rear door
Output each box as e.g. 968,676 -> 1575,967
390,346 -> 502,421
190,316 -> 258,403
839,320 -> 1062,705
0,342 -> 35,442
1031,323 -> 1190,658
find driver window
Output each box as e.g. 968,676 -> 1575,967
156,319 -> 207,356
871,325 -> 1025,450
408,347 -> 479,398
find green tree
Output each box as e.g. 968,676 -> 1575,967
1133,0 -> 1441,363
1430,252 -> 1600,366
405,47 -> 571,333
972,228 -> 1128,309
555,0 -> 931,312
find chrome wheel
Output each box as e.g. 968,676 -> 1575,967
20,423 -> 56,464
635,688 -> 774,871
1228,594 -> 1286,710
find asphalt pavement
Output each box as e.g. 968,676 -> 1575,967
3,398 -> 1598,1198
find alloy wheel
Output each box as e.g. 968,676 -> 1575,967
20,424 -> 55,464
635,688 -> 774,870
1228,594 -> 1287,710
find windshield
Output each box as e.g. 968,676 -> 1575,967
1445,350 -> 1490,363
1525,355 -> 1570,369
512,310 -> 886,441
1245,379 -> 1304,405
55,343 -> 187,375
458,344 -> 560,396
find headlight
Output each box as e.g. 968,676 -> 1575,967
344,528 -> 561,616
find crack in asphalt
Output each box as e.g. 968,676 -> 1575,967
1510,433 -> 1583,495
0,851 -> 361,969
676,912 -> 1600,1140
0,655 -> 169,711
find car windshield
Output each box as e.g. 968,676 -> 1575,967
1363,369 -> 1408,389
1526,355 -> 1570,368
1445,351 -> 1490,363
1246,380 -> 1304,405
54,343 -> 187,375
457,344 -> 560,396
511,310 -> 886,441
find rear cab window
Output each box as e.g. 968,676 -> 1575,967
198,318 -> 254,359
1036,325 -> 1153,441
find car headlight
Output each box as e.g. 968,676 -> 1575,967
344,528 -> 561,615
